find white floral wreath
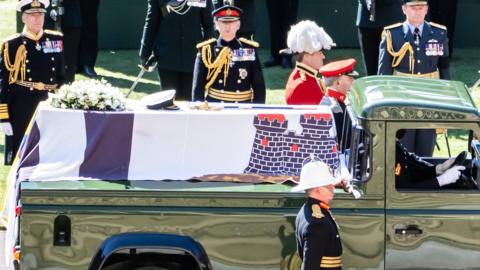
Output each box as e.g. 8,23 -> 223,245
49,79 -> 126,111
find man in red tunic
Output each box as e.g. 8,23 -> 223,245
284,20 -> 335,105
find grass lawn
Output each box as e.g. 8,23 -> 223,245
1,0 -> 480,199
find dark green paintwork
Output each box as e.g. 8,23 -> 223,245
350,76 -> 480,121
18,76 -> 480,269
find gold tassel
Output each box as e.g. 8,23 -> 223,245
3,42 -> 27,84
201,45 -> 231,98
385,30 -> 415,74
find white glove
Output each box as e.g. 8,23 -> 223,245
435,158 -> 455,175
437,165 -> 465,187
1,122 -> 13,136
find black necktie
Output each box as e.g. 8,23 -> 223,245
414,27 -> 420,46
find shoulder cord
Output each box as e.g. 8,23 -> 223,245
201,45 -> 231,97
166,1 -> 191,15
385,30 -> 415,74
3,42 -> 27,84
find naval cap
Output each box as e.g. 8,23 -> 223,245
17,0 -> 49,13
402,0 -> 428,6
142,90 -> 179,110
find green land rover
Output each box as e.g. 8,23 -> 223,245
7,76 -> 480,269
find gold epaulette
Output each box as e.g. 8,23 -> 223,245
311,204 -> 324,219
239,37 -> 259,48
2,33 -> 20,45
429,21 -> 447,30
196,38 -> 216,49
383,22 -> 402,30
44,29 -> 63,37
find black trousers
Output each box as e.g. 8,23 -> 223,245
157,68 -> 193,101
266,0 -> 299,61
4,90 -> 48,165
78,0 -> 100,67
358,27 -> 383,76
428,0 -> 457,58
400,129 -> 437,157
63,28 -> 81,83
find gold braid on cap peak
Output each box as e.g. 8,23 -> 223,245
3,42 -> 27,84
384,30 -> 415,74
201,45 -> 231,98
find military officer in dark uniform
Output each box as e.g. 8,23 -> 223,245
319,59 -> 358,142
356,0 -> 403,75
0,0 -> 65,165
292,161 -> 343,270
378,0 -> 450,79
140,0 -> 214,101
378,0 -> 449,157
192,1 -> 265,103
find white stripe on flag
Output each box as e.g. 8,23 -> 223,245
28,108 -> 87,181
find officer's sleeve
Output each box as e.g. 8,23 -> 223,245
396,141 -> 438,188
0,42 -> 11,122
192,51 -> 207,101
251,49 -> 266,103
438,32 -> 450,80
56,37 -> 66,87
302,221 -> 328,270
377,30 -> 393,75
200,0 -> 214,38
139,0 -> 162,60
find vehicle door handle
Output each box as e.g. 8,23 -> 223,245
395,225 -> 423,235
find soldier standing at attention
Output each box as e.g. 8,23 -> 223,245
0,0 -> 65,165
140,0 -> 214,101
264,0 -> 299,69
192,0 -> 265,103
77,0 -> 99,78
356,0 -> 403,75
284,20 -> 335,105
378,0 -> 449,156
292,161 -> 343,270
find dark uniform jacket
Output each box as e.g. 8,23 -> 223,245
0,30 -> 65,164
378,21 -> 450,79
356,0 -> 403,28
296,197 -> 343,270
322,88 -> 347,141
139,0 -> 214,73
192,37 -> 266,103
395,139 -> 439,189
285,63 -> 325,105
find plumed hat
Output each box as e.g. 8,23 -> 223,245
286,20 -> 335,54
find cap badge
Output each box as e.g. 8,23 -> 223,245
31,0 -> 41,7
312,204 -> 324,219
226,9 -> 232,15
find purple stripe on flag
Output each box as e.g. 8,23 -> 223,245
79,111 -> 134,180
17,122 -> 41,181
